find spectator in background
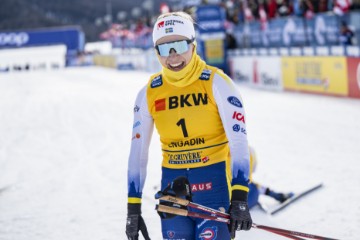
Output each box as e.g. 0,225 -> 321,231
318,0 -> 330,12
236,0 -> 246,22
333,0 -> 352,15
352,0 -> 360,9
292,0 -> 304,16
250,0 -> 261,19
267,0 -> 278,19
339,21 -> 354,45
244,0 -> 255,21
302,0 -> 315,18
277,0 -> 293,17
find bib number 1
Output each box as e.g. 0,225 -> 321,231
176,118 -> 189,138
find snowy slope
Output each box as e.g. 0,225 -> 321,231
0,67 -> 359,240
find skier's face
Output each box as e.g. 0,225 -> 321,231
155,35 -> 194,72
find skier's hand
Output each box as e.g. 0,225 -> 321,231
126,214 -> 150,240
228,200 -> 252,238
126,203 -> 151,240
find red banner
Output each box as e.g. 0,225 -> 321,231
347,58 -> 360,99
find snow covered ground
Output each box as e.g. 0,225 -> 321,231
0,66 -> 359,240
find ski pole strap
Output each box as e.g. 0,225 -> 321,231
252,223 -> 339,240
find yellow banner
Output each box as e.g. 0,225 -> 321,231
282,57 -> 348,96
205,39 -> 224,64
93,55 -> 117,69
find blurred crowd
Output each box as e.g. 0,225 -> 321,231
99,0 -> 360,48
220,0 -> 360,24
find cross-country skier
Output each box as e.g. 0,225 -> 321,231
126,11 -> 252,240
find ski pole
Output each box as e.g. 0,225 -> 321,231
156,203 -> 307,239
252,223 -> 339,240
157,194 -> 230,218
156,195 -> 339,240
155,204 -> 230,223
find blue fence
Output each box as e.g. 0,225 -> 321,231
234,11 -> 360,48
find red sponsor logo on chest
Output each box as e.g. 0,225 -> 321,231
155,98 -> 166,111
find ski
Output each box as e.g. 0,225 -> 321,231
262,183 -> 323,215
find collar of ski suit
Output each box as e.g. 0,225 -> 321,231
161,46 -> 206,87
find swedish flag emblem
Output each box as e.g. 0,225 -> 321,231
165,28 -> 173,33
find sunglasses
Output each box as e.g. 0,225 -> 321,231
155,39 -> 194,57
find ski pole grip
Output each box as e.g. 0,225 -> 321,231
159,195 -> 190,206
156,204 -> 188,217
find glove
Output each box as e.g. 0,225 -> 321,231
157,176 -> 192,199
126,203 -> 151,240
228,200 -> 252,238
266,188 -> 294,203
228,190 -> 252,238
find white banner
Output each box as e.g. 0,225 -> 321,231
229,55 -> 283,91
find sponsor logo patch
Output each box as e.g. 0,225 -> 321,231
201,156 -> 210,163
168,151 -> 202,165
155,93 -> 208,111
165,19 -> 184,26
199,226 -> 218,240
199,69 -> 212,80
232,124 -> 247,134
167,230 -> 175,238
151,75 -> 163,88
133,121 -> 141,129
155,98 -> 166,111
227,96 -> 242,108
157,21 -> 165,29
197,219 -> 210,229
232,111 -> 245,123
132,133 -> 141,140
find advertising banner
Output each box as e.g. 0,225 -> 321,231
253,57 -> 283,91
0,26 -> 84,53
196,5 -> 227,73
230,56 -> 253,84
282,57 -> 348,96
230,56 -> 282,91
347,57 -> 360,99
